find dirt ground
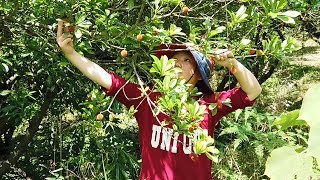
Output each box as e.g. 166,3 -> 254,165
290,39 -> 320,66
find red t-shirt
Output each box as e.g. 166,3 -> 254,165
101,73 -> 255,180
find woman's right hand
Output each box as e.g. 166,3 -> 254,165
56,19 -> 74,55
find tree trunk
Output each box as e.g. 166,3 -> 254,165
0,93 -> 53,177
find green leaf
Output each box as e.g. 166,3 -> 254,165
74,28 -> 83,38
236,5 -> 247,18
0,90 -> 12,96
240,39 -> 251,46
155,0 -> 160,9
128,0 -> 134,11
272,110 -> 307,130
75,13 -> 86,25
2,63 -> 9,72
277,15 -> 296,24
206,146 -> 219,154
264,146 -> 314,180
168,24 -> 186,36
78,21 -> 92,29
279,10 -> 301,17
277,0 -> 287,12
58,62 -> 69,67
94,121 -> 103,128
298,84 -> 320,163
51,168 -> 63,173
161,120 -> 171,127
209,104 -> 216,110
163,76 -> 170,90
234,109 -> 242,121
208,26 -> 226,38
169,79 -> 177,88
194,140 -> 206,154
205,152 -> 219,163
268,12 -> 278,18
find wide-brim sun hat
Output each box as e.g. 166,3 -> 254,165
154,43 -> 214,93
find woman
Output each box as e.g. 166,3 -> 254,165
56,19 -> 261,180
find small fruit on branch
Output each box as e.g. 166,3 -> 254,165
183,6 -> 189,14
136,33 -> 143,41
97,113 -> 104,121
121,49 -> 128,58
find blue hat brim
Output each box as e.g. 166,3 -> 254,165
155,44 -> 214,93
190,50 -> 214,93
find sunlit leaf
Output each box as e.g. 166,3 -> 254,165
277,16 -> 296,24
298,84 -> 320,163
272,110 -> 307,130
0,90 -> 12,96
279,10 -> 301,17
2,63 -> 9,72
264,146 -> 314,180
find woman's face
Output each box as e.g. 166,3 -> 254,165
172,51 -> 202,84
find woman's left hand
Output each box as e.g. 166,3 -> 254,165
209,49 -> 236,68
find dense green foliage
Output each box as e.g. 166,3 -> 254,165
0,0 -> 319,179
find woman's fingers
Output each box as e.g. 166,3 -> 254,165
212,50 -> 234,61
220,52 -> 228,60
64,26 -> 69,32
57,33 -> 73,46
56,19 -> 64,40
60,37 -> 73,47
226,51 -> 234,58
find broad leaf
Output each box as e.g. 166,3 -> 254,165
236,5 -> 247,18
264,146 -> 314,180
298,84 -> 320,162
272,109 -> 307,130
75,13 -> 86,25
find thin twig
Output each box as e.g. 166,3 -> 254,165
100,75 -> 134,114
156,2 -> 183,19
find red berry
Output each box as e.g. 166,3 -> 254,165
230,66 -> 237,74
217,100 -> 223,110
189,153 -> 199,162
183,6 -> 189,14
69,25 -> 75,33
249,49 -> 256,55
97,114 -> 104,121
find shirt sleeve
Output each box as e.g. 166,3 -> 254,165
211,87 -> 256,118
100,72 -> 143,108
